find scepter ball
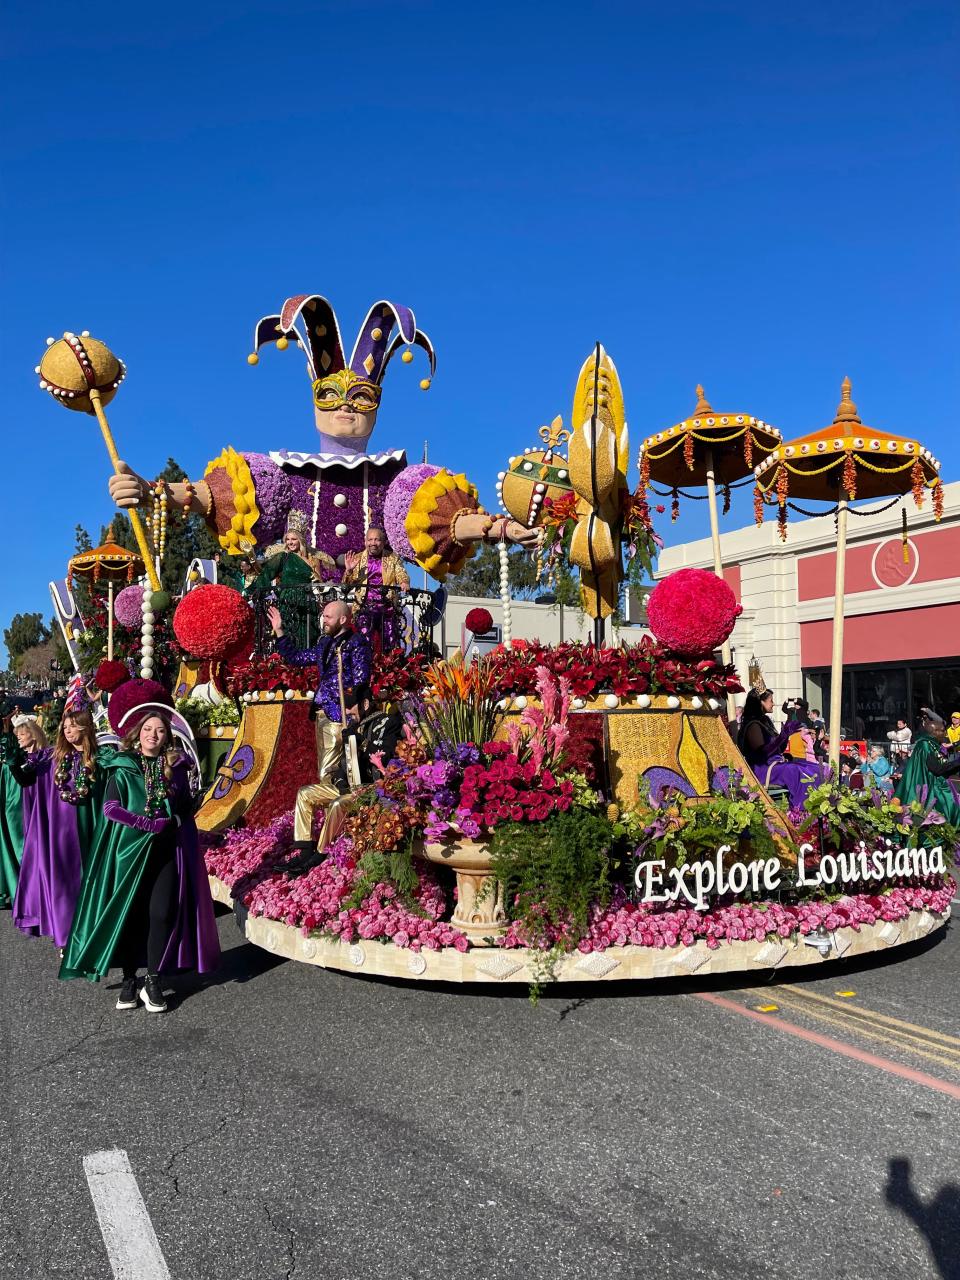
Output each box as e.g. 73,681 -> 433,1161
37,332 -> 125,413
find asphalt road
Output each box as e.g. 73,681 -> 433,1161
2,899 -> 959,1280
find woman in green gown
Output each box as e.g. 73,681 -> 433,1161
894,707 -> 960,827
0,713 -> 45,908
247,512 -> 337,649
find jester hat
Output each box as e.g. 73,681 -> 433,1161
249,294 -> 436,388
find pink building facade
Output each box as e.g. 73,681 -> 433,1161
656,481 -> 960,739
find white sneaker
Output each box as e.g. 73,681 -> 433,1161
139,975 -> 167,1013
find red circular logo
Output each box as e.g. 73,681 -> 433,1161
872,537 -> 918,589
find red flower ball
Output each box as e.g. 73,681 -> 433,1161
107,678 -> 173,735
95,659 -> 131,693
173,584 -> 255,661
646,568 -> 742,658
465,607 -> 494,635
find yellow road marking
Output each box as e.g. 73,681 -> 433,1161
755,1004 -> 779,1013
751,989 -> 960,1073
779,986 -> 960,1049
835,990 -> 856,998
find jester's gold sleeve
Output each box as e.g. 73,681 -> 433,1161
203,447 -> 261,555
404,469 -> 483,581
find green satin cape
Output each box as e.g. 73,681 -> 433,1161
59,751 -> 169,983
0,735 -> 24,908
894,734 -> 960,827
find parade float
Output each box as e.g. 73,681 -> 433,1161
33,304 -> 955,995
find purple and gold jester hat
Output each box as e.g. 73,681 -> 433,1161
246,295 -> 436,410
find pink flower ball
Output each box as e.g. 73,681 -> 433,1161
114,584 -> 145,629
646,568 -> 742,657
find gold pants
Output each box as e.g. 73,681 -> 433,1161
293,714 -> 343,843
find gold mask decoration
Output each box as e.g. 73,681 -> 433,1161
312,368 -> 382,414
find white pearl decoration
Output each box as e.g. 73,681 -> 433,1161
604,693 -> 619,709
333,493 -> 347,508
335,523 -> 347,537
635,694 -> 651,709
707,697 -> 721,711
514,696 -> 527,709
666,695 -> 681,709
690,696 -> 703,709
572,697 -> 586,709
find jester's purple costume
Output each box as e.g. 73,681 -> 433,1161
276,629 -> 373,724
201,295 -> 486,585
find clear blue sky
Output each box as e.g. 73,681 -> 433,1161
1,1 -> 956,657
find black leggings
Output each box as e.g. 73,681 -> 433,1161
120,839 -> 179,978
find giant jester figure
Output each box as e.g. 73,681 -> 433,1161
108,295 -> 539,575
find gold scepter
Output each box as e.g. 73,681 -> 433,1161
35,331 -> 162,594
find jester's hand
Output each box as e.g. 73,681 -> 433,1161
108,461 -> 149,509
505,520 -> 543,550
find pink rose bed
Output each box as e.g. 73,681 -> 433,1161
203,819 -> 952,954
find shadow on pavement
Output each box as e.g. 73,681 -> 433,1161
885,1156 -> 960,1280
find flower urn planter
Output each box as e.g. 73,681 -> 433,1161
415,836 -> 507,945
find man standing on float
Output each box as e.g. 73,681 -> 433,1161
265,599 -> 372,851
107,294 -> 540,581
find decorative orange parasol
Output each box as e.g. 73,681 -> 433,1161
753,378 -> 943,763
68,541 -> 145,662
639,387 -> 783,717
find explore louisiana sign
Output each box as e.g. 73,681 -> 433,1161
634,843 -> 947,912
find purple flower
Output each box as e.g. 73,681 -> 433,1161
243,452 -> 293,546
383,463 -> 440,562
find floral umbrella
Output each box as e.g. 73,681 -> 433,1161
68,541 -> 145,662
753,378 -> 943,764
638,386 -> 782,717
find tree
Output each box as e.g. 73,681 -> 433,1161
155,457 -> 221,594
98,512 -> 138,552
18,638 -> 59,683
4,613 -> 50,670
444,544 -> 544,600
48,617 -> 71,672
74,524 -> 93,554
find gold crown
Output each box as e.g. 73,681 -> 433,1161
748,655 -> 767,695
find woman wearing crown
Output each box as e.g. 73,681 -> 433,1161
247,509 -> 337,648
107,295 -> 539,588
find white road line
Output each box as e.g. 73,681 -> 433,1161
83,1148 -> 171,1279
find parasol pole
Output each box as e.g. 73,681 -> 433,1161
89,388 -> 161,594
107,581 -> 115,662
704,447 -> 737,723
827,496 -> 849,768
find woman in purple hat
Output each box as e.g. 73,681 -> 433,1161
60,679 -> 220,1012
12,680 -> 112,950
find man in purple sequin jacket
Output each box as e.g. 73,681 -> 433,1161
266,598 -> 372,848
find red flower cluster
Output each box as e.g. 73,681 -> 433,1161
95,659 -> 130,692
646,568 -> 741,658
370,646 -> 430,701
460,742 -> 574,827
486,638 -> 741,701
227,652 -> 318,695
173,584 -> 254,661
465,607 -> 494,635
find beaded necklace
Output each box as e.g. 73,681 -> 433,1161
138,751 -> 170,819
54,750 -> 95,805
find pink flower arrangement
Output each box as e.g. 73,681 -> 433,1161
646,567 -> 742,658
499,881 -> 954,952
114,584 -> 145,629
204,806 -> 955,958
